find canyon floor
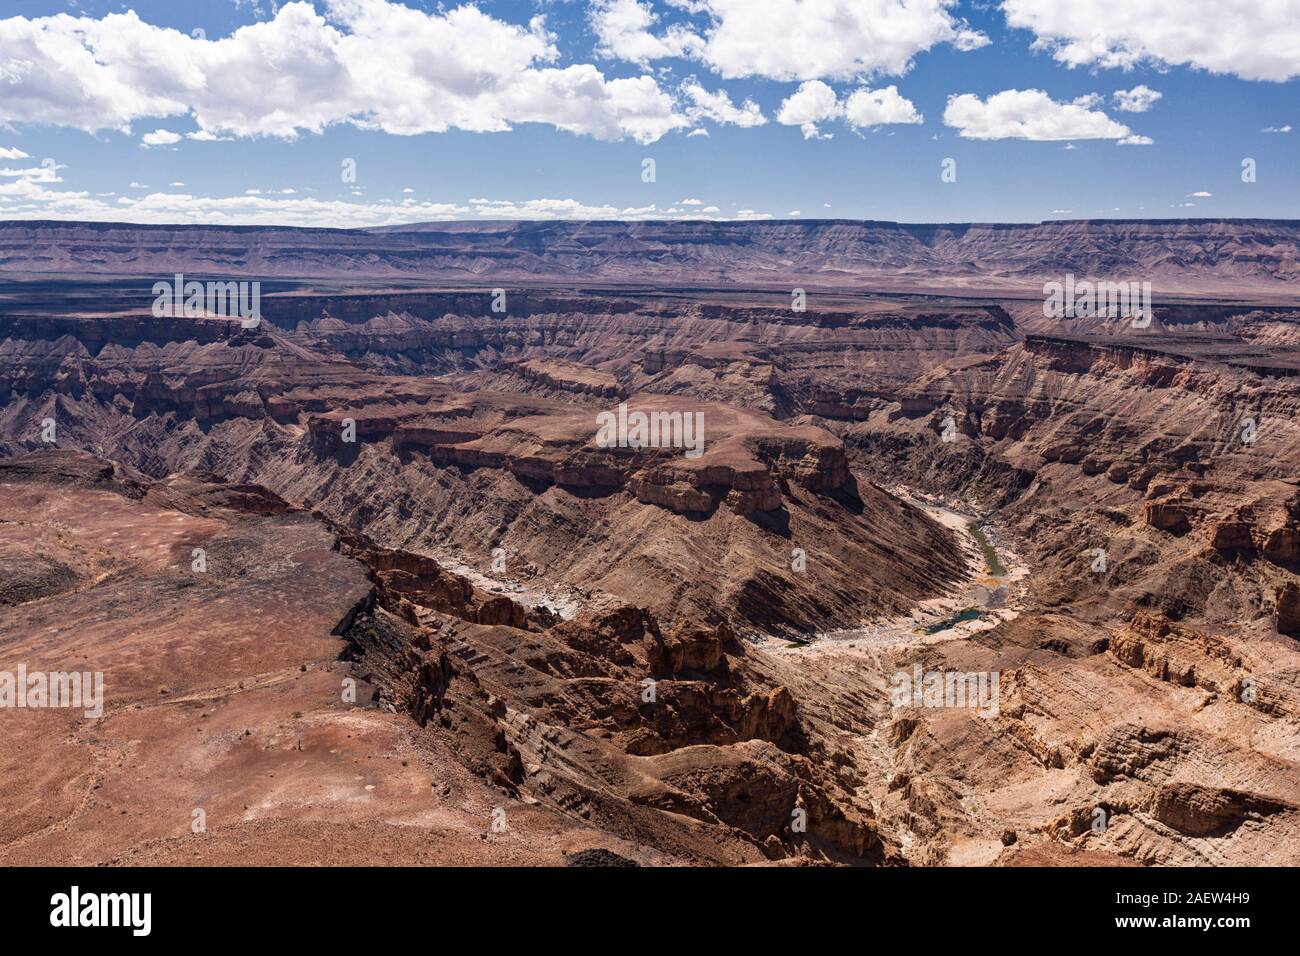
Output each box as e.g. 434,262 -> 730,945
3,230 -> 1300,865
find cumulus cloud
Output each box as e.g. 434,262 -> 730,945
1003,0 -> 1300,82
776,81 -> 842,139
592,0 -> 987,81
777,80 -> 922,138
0,147 -> 31,160
1112,85 -> 1161,112
1262,124 -> 1292,133
943,89 -> 1149,143
0,1 -> 690,144
681,81 -> 766,127
843,85 -> 924,127
141,129 -> 182,147
591,0 -> 703,63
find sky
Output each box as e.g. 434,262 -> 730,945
0,0 -> 1297,228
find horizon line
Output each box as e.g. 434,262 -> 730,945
3,216 -> 1299,233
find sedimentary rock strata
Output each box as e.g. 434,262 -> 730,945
3,224 -> 1299,866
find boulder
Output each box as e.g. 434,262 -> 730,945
1208,519 -> 1255,552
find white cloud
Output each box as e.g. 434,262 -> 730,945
0,175 -> 778,227
141,129 -> 182,147
686,127 -> 709,136
169,181 -> 186,187
593,0 -> 987,81
843,85 -> 923,127
0,163 -> 58,183
0,1 -> 689,145
1003,0 -> 1300,82
681,81 -> 766,126
678,197 -> 703,205
0,147 -> 31,160
1112,85 -> 1161,113
1190,191 -> 1211,197
777,80 -> 922,138
943,89 -> 1147,143
1262,124 -> 1292,133
591,0 -> 703,63
776,80 -> 841,139
681,79 -> 759,128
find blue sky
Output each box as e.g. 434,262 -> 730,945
0,0 -> 1297,227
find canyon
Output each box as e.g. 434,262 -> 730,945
1,218 -> 1298,866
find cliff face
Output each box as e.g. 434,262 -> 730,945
0,451 -> 894,866
0,306 -> 967,639
4,222 -> 1300,867
3,218 -> 1299,293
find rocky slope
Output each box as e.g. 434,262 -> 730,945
2,451 -> 887,865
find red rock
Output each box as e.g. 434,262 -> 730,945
1145,501 -> 1192,535
1208,519 -> 1255,552
1278,583 -> 1300,637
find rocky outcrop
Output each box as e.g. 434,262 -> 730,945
503,358 -> 622,399
1277,583 -> 1300,636
1144,501 -> 1193,535
1208,518 -> 1255,552
1107,613 -> 1242,692
1264,523 -> 1300,563
1150,782 -> 1297,837
340,607 -> 525,791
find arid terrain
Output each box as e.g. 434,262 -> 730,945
2,218 -> 1299,866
